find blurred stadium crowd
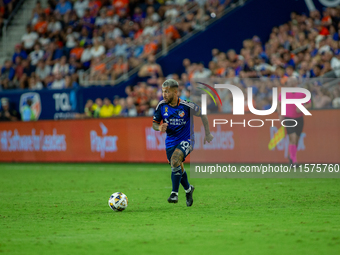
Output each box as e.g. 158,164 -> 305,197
0,0 -> 231,90
1,1 -> 340,121
81,8 -> 340,118
1,0 -> 19,33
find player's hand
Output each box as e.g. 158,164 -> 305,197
159,123 -> 168,132
204,133 -> 214,144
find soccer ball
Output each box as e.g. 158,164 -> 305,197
108,192 -> 128,211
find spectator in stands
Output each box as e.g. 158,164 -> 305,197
47,16 -> 62,38
0,97 -> 18,121
20,59 -> 35,89
92,97 -> 102,117
31,1 -> 43,26
112,96 -> 122,116
90,39 -> 106,58
52,56 -> 70,76
69,56 -> 81,74
28,76 -> 44,90
21,25 -> 39,52
44,42 -> 64,66
119,98 -> 128,116
12,44 -> 28,64
84,99 -> 94,117
50,72 -> 66,89
69,41 -> 85,61
193,62 -> 212,79
114,36 -> 128,57
125,96 -> 137,117
35,60 -> 51,85
146,6 -> 160,22
81,8 -> 95,31
331,49 -> 340,76
34,14 -> 48,35
0,60 -> 15,89
313,85 -> 332,109
29,43 -> 44,66
95,7 -> 111,27
74,0 -> 89,18
99,97 -> 114,118
39,33 -> 51,47
14,56 -> 24,86
138,55 -> 163,85
81,42 -> 93,68
332,86 -> 340,108
55,0 -> 72,17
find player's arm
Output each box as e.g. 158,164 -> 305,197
152,103 -> 167,132
304,101 -> 312,109
152,121 -> 168,132
191,102 -> 214,144
201,115 -> 214,144
296,100 -> 312,113
277,95 -> 284,122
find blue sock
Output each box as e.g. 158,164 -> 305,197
181,170 -> 190,191
171,165 -> 182,194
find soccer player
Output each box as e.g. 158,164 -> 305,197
152,79 -> 214,206
277,79 -> 311,166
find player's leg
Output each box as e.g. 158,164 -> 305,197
181,163 -> 195,207
180,163 -> 190,191
288,132 -> 298,164
294,117 -> 304,164
167,148 -> 184,203
285,118 -> 298,165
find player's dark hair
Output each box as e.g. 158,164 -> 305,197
162,79 -> 179,88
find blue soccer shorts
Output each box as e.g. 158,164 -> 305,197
166,139 -> 194,164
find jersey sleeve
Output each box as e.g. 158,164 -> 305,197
188,101 -> 201,117
153,104 -> 162,124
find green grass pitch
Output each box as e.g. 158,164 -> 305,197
1,163 -> 340,255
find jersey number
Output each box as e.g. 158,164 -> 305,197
180,141 -> 191,155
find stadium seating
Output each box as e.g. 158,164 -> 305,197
84,8 -> 340,117
0,1 -> 340,120
0,0 -> 233,90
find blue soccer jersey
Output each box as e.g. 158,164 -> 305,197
153,98 -> 201,149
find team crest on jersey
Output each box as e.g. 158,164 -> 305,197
178,110 -> 185,117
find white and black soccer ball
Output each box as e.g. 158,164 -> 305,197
108,192 -> 128,211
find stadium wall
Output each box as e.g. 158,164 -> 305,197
0,109 -> 339,163
0,86 -> 130,120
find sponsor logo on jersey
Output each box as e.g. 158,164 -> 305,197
169,119 -> 186,125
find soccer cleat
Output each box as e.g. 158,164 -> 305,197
186,185 -> 195,207
167,193 -> 178,203
288,155 -> 293,165
289,156 -> 300,168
